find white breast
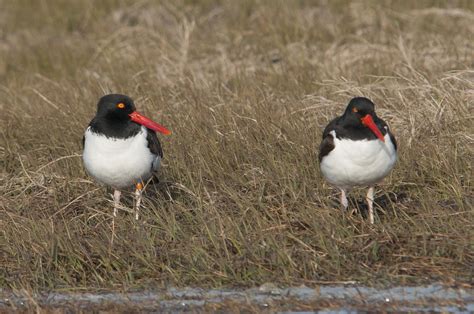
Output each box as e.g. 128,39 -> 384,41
320,130 -> 397,189
82,126 -> 160,189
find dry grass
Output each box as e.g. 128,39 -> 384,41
1,0 -> 473,291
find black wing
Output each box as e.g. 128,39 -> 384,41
376,118 -> 397,151
146,129 -> 163,158
318,117 -> 339,162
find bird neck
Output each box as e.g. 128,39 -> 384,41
90,117 -> 141,139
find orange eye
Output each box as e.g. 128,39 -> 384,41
117,103 -> 125,109
352,107 -> 358,113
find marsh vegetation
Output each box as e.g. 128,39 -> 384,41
1,0 -> 473,292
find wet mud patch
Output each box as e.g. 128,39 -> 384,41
2,284 -> 473,313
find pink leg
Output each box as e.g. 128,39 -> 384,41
134,182 -> 143,220
340,189 -> 349,209
113,189 -> 121,217
367,186 -> 375,224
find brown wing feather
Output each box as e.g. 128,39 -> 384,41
318,116 -> 339,162
318,133 -> 335,162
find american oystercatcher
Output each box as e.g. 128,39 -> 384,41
318,97 -> 397,224
83,94 -> 171,220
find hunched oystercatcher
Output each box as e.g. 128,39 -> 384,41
318,97 -> 397,224
83,94 -> 171,220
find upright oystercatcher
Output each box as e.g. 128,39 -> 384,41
83,94 -> 171,220
318,97 -> 397,224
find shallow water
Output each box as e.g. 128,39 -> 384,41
1,284 -> 473,312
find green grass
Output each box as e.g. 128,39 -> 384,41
1,0 -> 473,291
